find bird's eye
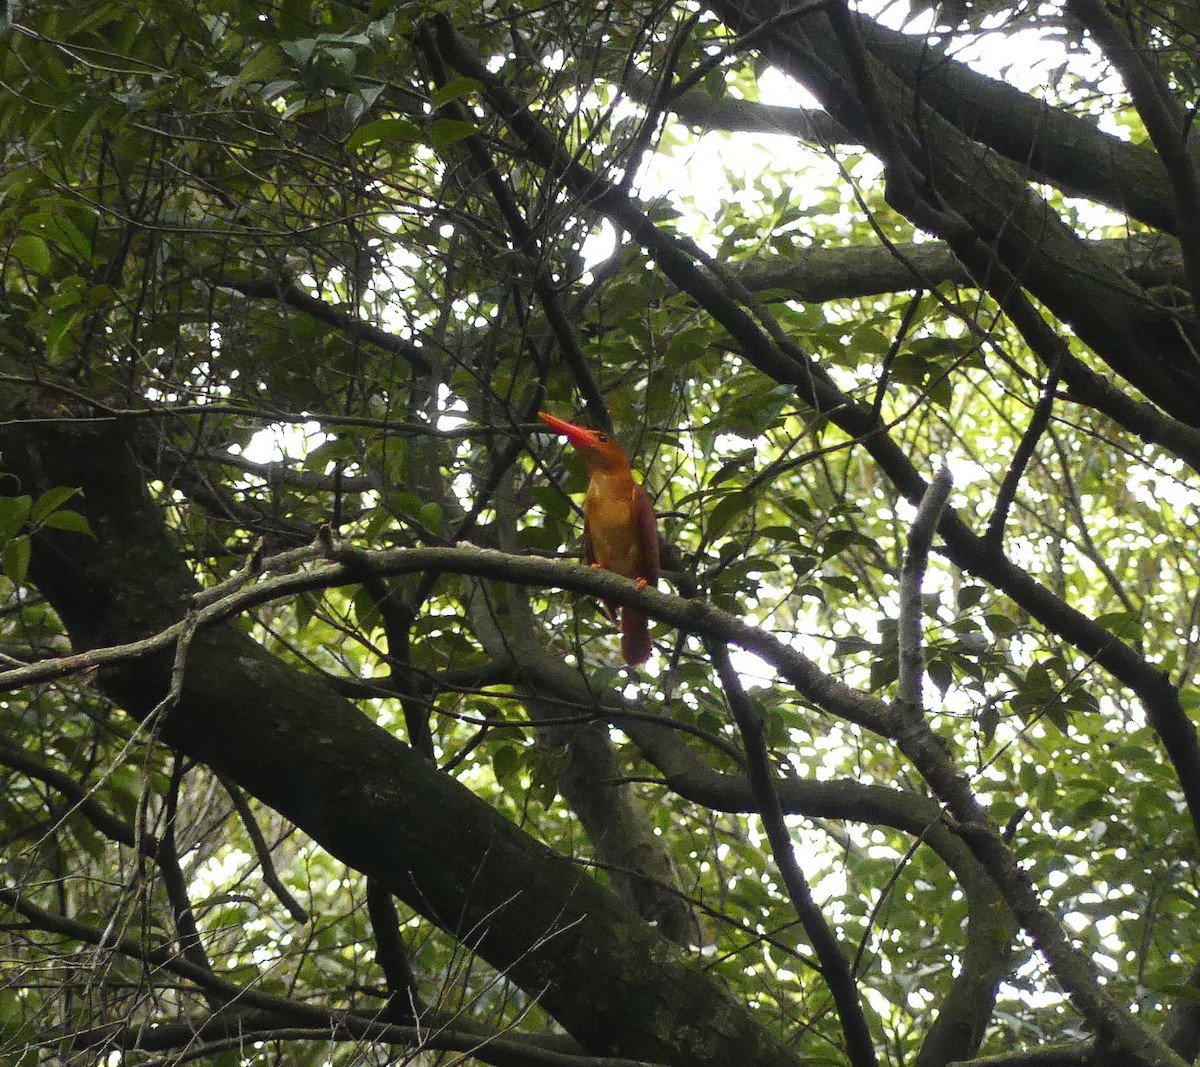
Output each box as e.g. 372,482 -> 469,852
596,433 -> 608,442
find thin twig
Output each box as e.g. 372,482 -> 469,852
214,771 -> 309,923
986,364 -> 1061,546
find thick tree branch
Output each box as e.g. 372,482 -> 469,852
1064,0 -> 1200,310
0,421 -> 803,1067
855,15 -> 1184,234
709,0 -> 1200,425
945,1046 -> 1094,1067
739,234 -> 1188,303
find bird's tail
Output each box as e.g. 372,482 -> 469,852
621,608 -> 652,666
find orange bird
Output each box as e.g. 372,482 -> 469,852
538,411 -> 660,666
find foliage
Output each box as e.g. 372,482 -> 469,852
2,1 -> 1200,1066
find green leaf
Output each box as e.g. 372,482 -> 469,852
21,212 -> 91,260
432,76 -> 481,107
1095,610 -> 1139,638
821,574 -> 858,595
870,652 -> 898,692
927,656 -> 953,696
0,987 -> 23,1028
352,585 -> 380,627
1155,983 -> 1200,1004
418,501 -> 443,535
956,584 -> 985,609
820,529 -> 862,559
366,13 -> 397,41
30,485 -> 80,523
2,536 -> 30,583
280,38 -> 316,66
706,490 -> 753,541
45,308 -> 86,364
708,451 -> 756,487
260,78 -> 299,101
0,496 -> 32,541
9,234 -> 51,273
345,117 -> 421,150
984,611 -> 1019,637
428,117 -> 477,148
40,509 -> 94,536
492,745 -> 522,791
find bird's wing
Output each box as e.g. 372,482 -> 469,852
583,511 -> 598,568
632,483 -> 660,583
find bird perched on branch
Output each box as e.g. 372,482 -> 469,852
538,411 -> 660,666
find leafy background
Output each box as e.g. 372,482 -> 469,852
2,1 -> 1200,1066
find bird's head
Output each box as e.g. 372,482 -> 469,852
538,411 -> 630,474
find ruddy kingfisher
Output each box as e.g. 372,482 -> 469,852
538,411 -> 660,665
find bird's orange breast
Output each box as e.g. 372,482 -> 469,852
585,475 -> 646,579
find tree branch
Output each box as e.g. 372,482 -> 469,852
207,274 -> 432,374
709,639 -> 878,1067
214,770 -> 309,923
856,14 -> 1183,234
1064,0 -> 1200,312
897,467 -> 953,711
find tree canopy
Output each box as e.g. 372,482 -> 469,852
4,1 -> 1200,1065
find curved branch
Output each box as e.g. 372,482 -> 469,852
986,366 -> 1061,546
214,770 -> 309,923
709,639 -> 878,1067
0,541 -> 895,739
366,878 -> 425,1022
